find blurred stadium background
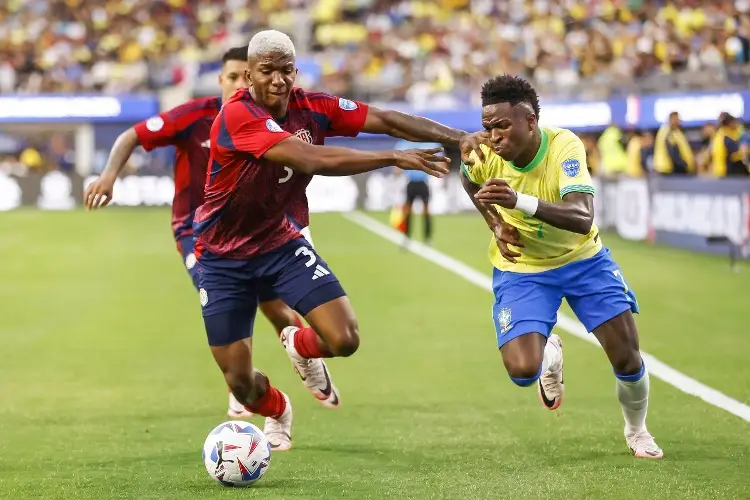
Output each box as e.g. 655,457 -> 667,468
2,1 -> 750,499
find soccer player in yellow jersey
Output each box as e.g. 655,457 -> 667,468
461,75 -> 663,459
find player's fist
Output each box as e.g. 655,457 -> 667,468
475,178 -> 517,209
394,148 -> 451,178
84,174 -> 116,210
492,223 -> 524,263
459,131 -> 489,165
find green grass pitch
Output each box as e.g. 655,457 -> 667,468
1,209 -> 748,499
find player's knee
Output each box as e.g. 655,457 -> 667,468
504,357 -> 543,386
327,323 -> 359,357
610,349 -> 643,377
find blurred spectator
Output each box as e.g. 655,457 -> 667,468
597,124 -> 628,177
712,113 -> 749,176
654,111 -> 694,175
1,0 -> 749,105
696,123 -> 717,175
626,129 -> 653,177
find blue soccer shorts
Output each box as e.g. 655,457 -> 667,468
177,235 -> 200,290
491,247 -> 639,348
198,238 -> 345,346
256,221 -> 313,303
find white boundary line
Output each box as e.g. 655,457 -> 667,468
343,211 -> 750,423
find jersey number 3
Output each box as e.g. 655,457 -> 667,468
279,167 -> 293,184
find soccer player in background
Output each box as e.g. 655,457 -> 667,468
196,30 -> 484,450
83,47 -> 310,419
396,140 -> 438,245
461,75 -> 663,459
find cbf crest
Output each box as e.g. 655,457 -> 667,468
561,158 -> 580,178
497,308 -> 512,334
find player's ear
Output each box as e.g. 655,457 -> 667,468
527,113 -> 536,131
244,68 -> 252,85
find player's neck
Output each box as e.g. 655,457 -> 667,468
514,129 -> 542,169
249,88 -> 289,120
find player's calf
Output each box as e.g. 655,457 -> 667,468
259,298 -> 304,337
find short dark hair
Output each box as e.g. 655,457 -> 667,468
222,46 -> 247,64
480,74 -> 540,119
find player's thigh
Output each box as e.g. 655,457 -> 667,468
177,236 -> 200,290
563,247 -> 639,333
492,268 -> 562,351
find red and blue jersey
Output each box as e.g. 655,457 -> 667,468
194,88 -> 368,259
133,96 -> 221,240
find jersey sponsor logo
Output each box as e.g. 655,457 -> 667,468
497,307 -> 512,334
146,116 -> 164,132
561,158 -> 581,178
185,253 -> 197,270
266,119 -> 283,133
295,128 -> 312,144
199,288 -> 208,306
338,98 -> 358,111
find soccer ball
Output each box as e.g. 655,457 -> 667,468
202,421 -> 272,487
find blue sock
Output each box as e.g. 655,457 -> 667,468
509,365 -> 542,387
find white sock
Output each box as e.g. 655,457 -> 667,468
616,369 -> 650,435
540,339 -> 562,374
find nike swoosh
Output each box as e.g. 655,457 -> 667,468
538,381 -> 557,408
318,364 -> 332,397
293,364 -> 307,382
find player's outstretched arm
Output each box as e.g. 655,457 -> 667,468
362,107 -> 487,164
263,136 -> 450,178
475,179 -> 594,235
461,171 -> 524,263
84,127 -> 140,209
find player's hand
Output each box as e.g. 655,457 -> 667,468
474,178 -> 517,209
83,174 -> 116,210
459,131 -> 489,165
394,148 -> 451,178
493,223 -> 524,263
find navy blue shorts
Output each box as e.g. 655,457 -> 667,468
255,223 -> 314,303
177,236 -> 200,290
198,238 -> 345,346
492,247 -> 639,348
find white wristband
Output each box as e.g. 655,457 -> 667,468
514,192 -> 539,216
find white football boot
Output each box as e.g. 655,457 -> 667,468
264,393 -> 293,451
280,326 -> 341,408
227,391 -> 254,419
626,431 -> 664,459
537,334 -> 564,410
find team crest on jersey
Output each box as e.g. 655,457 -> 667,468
266,119 -> 283,133
497,308 -> 512,334
146,116 -> 164,132
199,288 -> 208,307
338,98 -> 358,111
561,158 -> 581,178
295,128 -> 312,144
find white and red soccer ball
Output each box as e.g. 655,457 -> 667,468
202,421 -> 271,487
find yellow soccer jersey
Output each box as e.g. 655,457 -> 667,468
461,127 -> 602,273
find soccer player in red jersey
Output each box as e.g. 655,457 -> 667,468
83,47 -> 312,419
197,30 -> 485,450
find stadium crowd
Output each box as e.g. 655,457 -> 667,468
1,0 -> 749,177
1,0 -> 749,103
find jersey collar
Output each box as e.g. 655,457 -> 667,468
509,128 -> 548,173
